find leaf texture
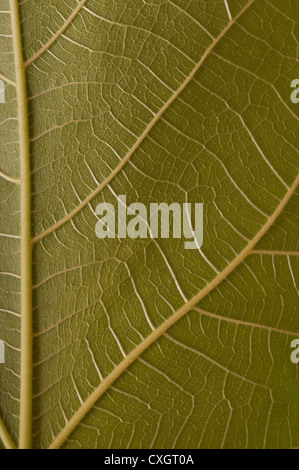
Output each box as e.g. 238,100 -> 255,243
0,0 -> 298,449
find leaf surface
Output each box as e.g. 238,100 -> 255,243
0,0 -> 298,449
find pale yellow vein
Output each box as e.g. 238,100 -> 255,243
24,0 -> 88,68
48,173 -> 299,450
32,0 -> 256,245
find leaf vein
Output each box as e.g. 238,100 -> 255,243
24,0 -> 88,68
48,172 -> 298,450
31,0 -> 257,245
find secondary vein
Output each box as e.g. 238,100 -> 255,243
48,172 -> 299,450
24,0 -> 88,68
0,71 -> 16,87
31,0 -> 256,246
0,169 -> 20,184
0,417 -> 17,449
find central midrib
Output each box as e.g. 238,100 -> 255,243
10,0 -> 33,450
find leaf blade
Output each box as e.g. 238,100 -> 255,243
1,0 -> 298,450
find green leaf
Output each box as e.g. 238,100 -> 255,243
0,0 -> 298,449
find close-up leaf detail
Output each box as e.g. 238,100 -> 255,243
0,0 -> 298,449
